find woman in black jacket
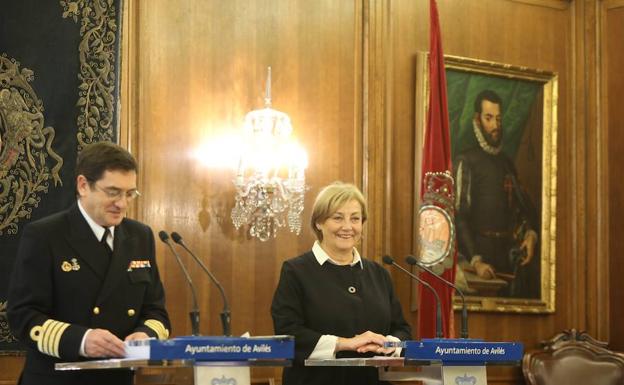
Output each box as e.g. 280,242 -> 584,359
271,182 -> 412,385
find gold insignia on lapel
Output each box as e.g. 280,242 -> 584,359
61,261 -> 72,272
61,258 -> 80,272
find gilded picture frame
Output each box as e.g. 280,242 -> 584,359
412,53 -> 557,313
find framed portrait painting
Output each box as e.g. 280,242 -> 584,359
412,54 -> 557,313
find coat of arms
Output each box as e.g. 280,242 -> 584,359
417,171 -> 455,274
0,54 -> 63,235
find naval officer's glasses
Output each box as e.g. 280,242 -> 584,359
91,183 -> 141,201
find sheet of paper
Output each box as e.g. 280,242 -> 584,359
124,338 -> 152,359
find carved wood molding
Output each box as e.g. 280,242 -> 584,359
574,0 -> 611,339
361,0 -> 391,261
119,0 -> 140,221
604,0 -> 624,10
509,0 -> 571,10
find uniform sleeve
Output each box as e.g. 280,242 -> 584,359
7,225 -> 88,361
131,227 -> 171,340
271,261 -> 324,363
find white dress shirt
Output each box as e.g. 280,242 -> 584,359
76,200 -> 116,356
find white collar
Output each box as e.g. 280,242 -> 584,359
312,240 -> 363,269
473,119 -> 502,155
77,200 -> 114,248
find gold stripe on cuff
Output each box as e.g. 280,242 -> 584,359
35,319 -> 70,358
144,319 -> 169,340
51,322 -> 70,358
45,321 -> 64,356
37,319 -> 55,356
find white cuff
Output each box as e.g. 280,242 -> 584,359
308,335 -> 338,359
79,329 -> 93,357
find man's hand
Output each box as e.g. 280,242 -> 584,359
125,332 -> 150,341
520,230 -> 538,266
84,329 -> 126,358
474,261 -> 496,279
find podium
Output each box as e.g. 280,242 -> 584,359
305,339 -> 523,384
55,336 -> 294,385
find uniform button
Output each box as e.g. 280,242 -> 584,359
127,309 -> 135,317
93,307 -> 100,315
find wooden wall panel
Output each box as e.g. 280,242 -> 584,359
134,0 -> 361,335
0,356 -> 22,385
606,0 -> 624,351
131,0 -> 362,382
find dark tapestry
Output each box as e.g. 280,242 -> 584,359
0,0 -> 122,353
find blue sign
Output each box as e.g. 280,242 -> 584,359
149,336 -> 294,361
404,339 -> 523,364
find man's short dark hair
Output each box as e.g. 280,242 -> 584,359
76,141 -> 137,183
474,90 -> 503,114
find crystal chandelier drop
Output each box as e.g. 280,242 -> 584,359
230,67 -> 308,241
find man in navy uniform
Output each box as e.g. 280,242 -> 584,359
8,141 -> 170,385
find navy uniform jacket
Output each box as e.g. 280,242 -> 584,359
7,203 -> 170,385
271,251 -> 412,385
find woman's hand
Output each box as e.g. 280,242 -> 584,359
336,331 -> 395,355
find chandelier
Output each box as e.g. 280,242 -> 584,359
230,67 -> 308,241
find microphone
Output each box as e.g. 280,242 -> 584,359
382,255 -> 442,338
406,255 -> 468,339
158,231 -> 200,336
170,232 -> 231,336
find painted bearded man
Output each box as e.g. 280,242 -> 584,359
454,89 -> 539,298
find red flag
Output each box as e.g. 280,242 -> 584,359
417,0 -> 457,338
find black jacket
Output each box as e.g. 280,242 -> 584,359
271,251 -> 412,385
8,203 -> 170,385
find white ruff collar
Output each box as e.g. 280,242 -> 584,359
473,120 -> 502,155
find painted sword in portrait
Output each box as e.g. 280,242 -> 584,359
413,54 -> 557,313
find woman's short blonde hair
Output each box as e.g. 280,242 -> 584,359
310,182 -> 368,241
